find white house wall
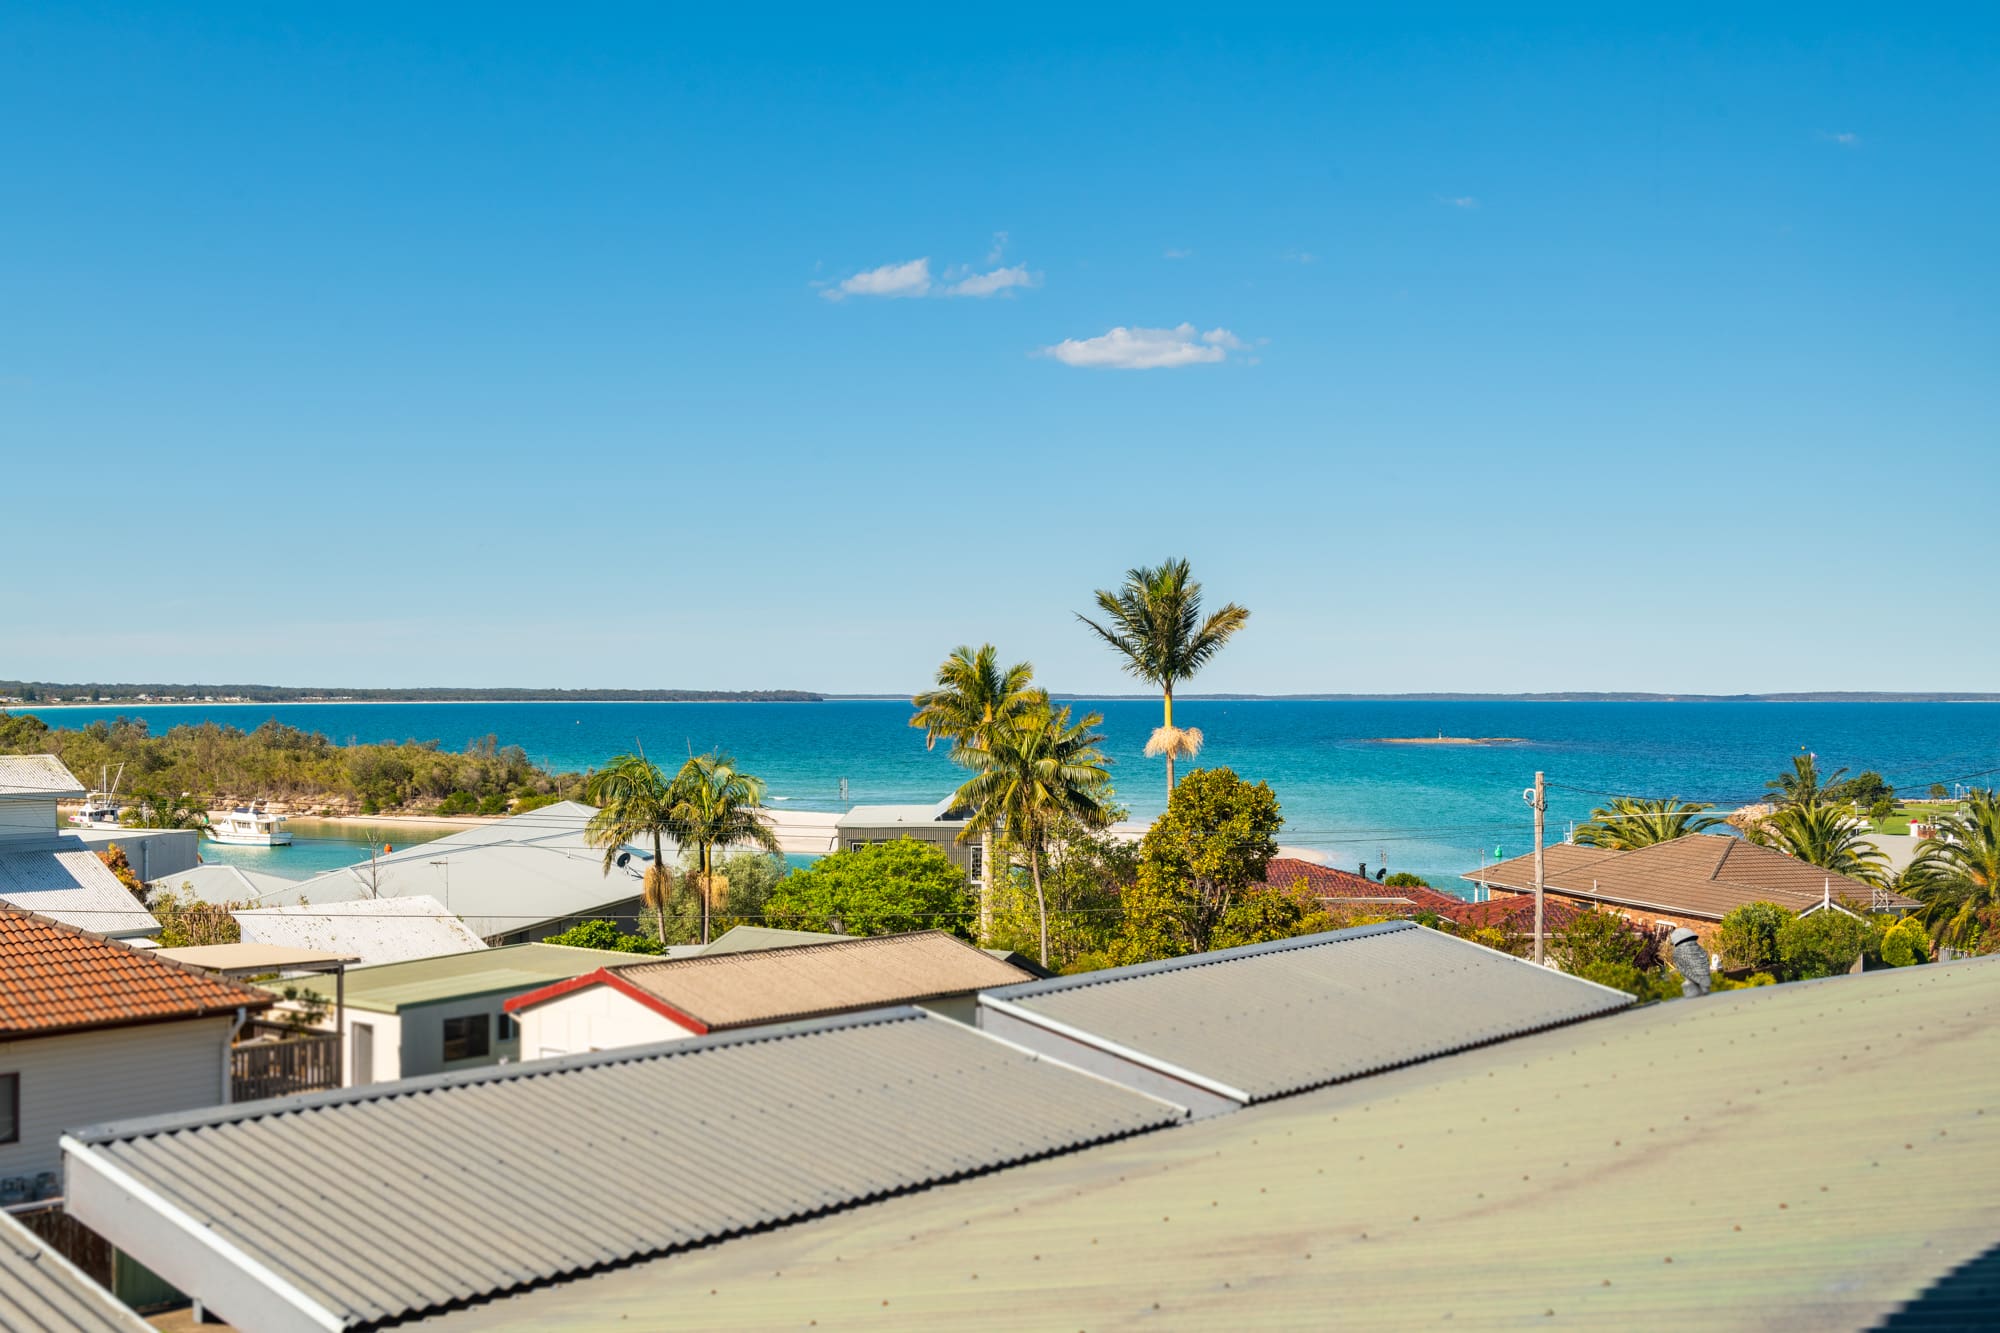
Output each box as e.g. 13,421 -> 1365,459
0,796 -> 54,842
0,1017 -> 232,1191
517,986 -> 696,1061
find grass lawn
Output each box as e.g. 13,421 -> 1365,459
1873,800 -> 1960,836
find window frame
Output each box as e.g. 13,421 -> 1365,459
441,1013 -> 492,1062
0,1072 -> 16,1144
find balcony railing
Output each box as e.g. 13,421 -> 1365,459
232,1031 -> 342,1102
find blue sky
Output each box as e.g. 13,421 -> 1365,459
3,6 -> 1995,693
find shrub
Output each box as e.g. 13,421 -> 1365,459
764,839 -> 974,938
539,919 -> 662,954
1383,872 -> 1431,889
1775,911 -> 1869,980
149,886 -> 243,946
1577,960 -> 1682,1003
436,791 -> 479,816
1210,885 -> 1339,950
476,792 -> 508,817
1874,918 -> 1930,968
1550,909 -> 1656,974
1717,902 -> 1793,974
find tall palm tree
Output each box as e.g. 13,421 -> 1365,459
955,703 -> 1114,968
1749,801 -> 1890,887
1900,789 -> 2000,951
1572,797 -> 1722,850
1078,558 -> 1249,800
910,645 -> 1044,943
1766,751 -> 1847,809
583,752 -> 679,943
668,751 -> 781,945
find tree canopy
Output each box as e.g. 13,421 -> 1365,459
1572,797 -> 1721,850
763,839 -> 975,938
1113,767 -> 1282,961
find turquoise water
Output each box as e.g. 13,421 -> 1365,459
21,700 -> 2000,886
193,819 -> 453,882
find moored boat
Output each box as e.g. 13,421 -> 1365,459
209,805 -> 293,846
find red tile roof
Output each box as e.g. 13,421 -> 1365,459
1260,858 -> 1472,919
1450,893 -> 1590,935
0,910 -> 272,1038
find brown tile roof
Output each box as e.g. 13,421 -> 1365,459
0,910 -> 273,1038
1260,858 -> 1473,919
507,930 -> 1033,1033
1450,893 -> 1591,936
1460,834 -> 1919,922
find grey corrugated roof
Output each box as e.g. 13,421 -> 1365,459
64,1009 -> 1180,1332
983,921 -> 1633,1103
233,894 -> 487,965
0,755 -> 86,797
0,1207 -> 148,1331
0,840 -> 160,938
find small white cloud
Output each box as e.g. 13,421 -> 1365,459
1039,323 -> 1249,370
822,257 -> 932,301
1442,196 -> 1479,209
1822,131 -> 1860,147
1163,247 -> 1194,260
985,231 -> 1009,265
1282,248 -> 1318,264
947,264 -> 1036,298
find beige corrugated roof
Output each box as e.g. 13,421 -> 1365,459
0,754 -> 86,797
432,956 -> 2000,1330
1463,833 -> 1918,920
153,942 -> 358,976
556,930 -> 1033,1032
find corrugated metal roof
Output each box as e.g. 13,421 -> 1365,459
64,1009 -> 1182,1331
984,921 -> 1633,1103
234,894 -> 487,966
430,957 -> 2000,1331
276,942 -> 650,1014
0,1207 -> 148,1331
0,755 -> 86,797
153,943 -> 356,975
0,841 -> 160,938
698,924 -> 845,955
521,931 -> 1032,1032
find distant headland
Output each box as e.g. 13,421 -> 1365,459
0,682 -> 823,705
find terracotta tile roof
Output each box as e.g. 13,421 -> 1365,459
1460,834 -> 1919,922
1451,893 -> 1591,935
1261,858 -> 1472,919
508,930 -> 1033,1032
0,910 -> 272,1038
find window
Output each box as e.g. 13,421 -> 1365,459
968,844 -> 983,881
0,1073 -> 15,1144
442,1014 -> 491,1062
496,1013 -> 514,1041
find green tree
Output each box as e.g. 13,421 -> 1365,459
1749,803 -> 1890,886
1078,558 -> 1249,800
763,839 -> 974,938
988,821 -> 1137,973
1549,909 -> 1658,975
540,918 -> 664,954
667,751 -> 780,945
1113,768 -> 1281,961
1828,770 -> 1894,809
1766,751 -> 1847,809
1209,885 -> 1340,950
1382,871 -> 1431,888
149,886 -> 243,947
1572,797 -> 1722,850
1899,788 -> 2000,952
1775,910 -> 1869,979
1716,902 -> 1792,974
706,851 -> 790,935
121,788 -> 213,836
955,703 -> 1114,967
583,752 -> 681,943
1928,783 -> 1949,801
1870,917 -> 1930,968
909,645 -> 1044,943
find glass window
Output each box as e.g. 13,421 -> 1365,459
442,1015 -> 491,1062
0,1073 -> 15,1143
496,1013 -> 514,1041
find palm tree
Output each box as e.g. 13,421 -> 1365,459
1078,558 -> 1249,800
910,645 -> 1044,943
1749,801 -> 1890,887
668,751 -> 781,945
1900,789 -> 2000,951
1572,797 -> 1721,850
121,789 -> 212,837
583,752 -> 680,943
955,703 -> 1114,967
1766,751 -> 1847,809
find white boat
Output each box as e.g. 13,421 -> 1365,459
210,806 -> 293,846
69,765 -> 125,829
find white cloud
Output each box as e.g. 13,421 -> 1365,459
1040,323 -> 1248,370
985,231 -> 1009,264
947,264 -> 1037,298
1442,196 -> 1479,209
1823,131 -> 1860,147
1163,247 -> 1194,260
822,257 -> 932,301
1282,248 -> 1318,264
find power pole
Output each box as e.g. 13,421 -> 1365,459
1524,771 -> 1547,965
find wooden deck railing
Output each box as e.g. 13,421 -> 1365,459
232,1031 -> 342,1101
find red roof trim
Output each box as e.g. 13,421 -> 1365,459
504,967 -> 709,1034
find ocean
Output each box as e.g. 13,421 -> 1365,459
17,700 -> 2000,887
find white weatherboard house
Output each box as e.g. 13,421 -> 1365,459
0,910 -> 272,1202
506,930 -> 1032,1059
0,756 -> 158,939
271,943 -> 658,1085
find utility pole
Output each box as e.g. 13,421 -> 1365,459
1524,771 -> 1547,965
